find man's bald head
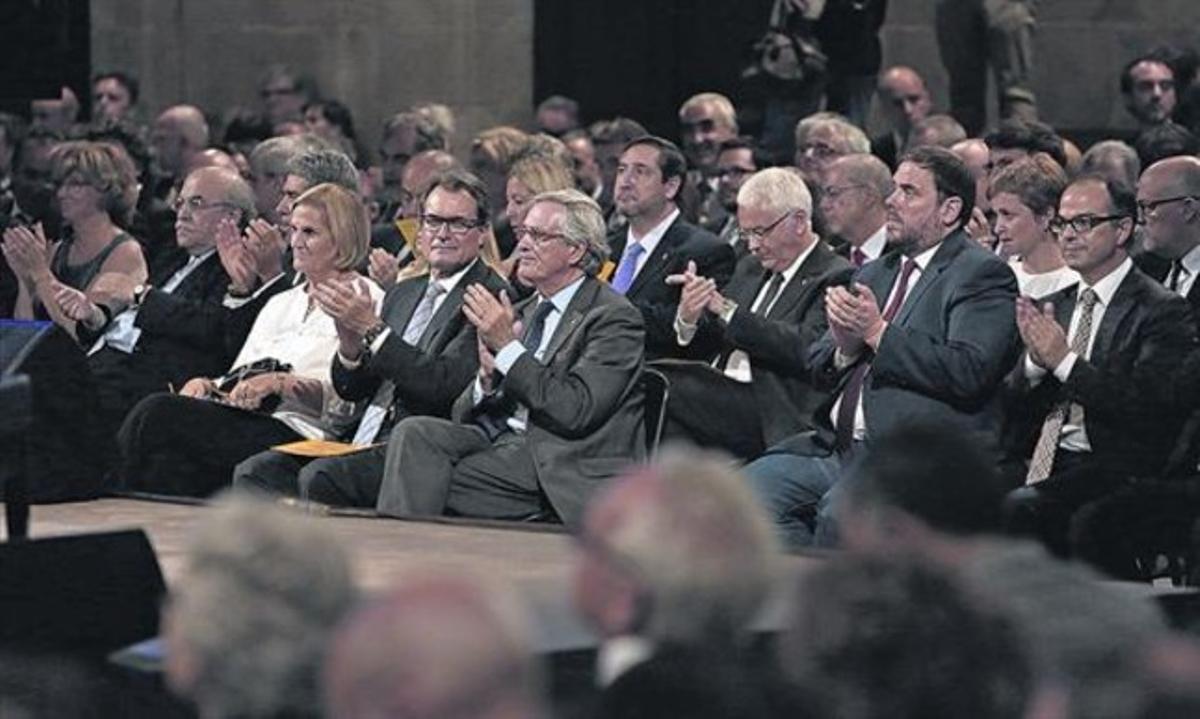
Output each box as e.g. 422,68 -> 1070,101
153,105 -> 210,178
324,572 -> 543,719
877,66 -> 932,135
399,149 -> 459,219
1137,155 -> 1200,259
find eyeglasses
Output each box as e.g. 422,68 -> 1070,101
1049,214 -> 1128,236
514,225 -> 570,246
821,183 -> 867,201
420,214 -> 482,236
172,195 -> 239,215
739,211 -> 797,243
1136,194 -> 1197,224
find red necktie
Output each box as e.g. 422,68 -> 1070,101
834,258 -> 918,449
851,248 -> 868,268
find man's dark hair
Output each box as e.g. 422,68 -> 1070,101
716,136 -> 768,170
1120,48 -> 1180,96
1134,122 -> 1200,170
589,117 -> 647,148
420,168 -> 491,225
898,145 -> 976,228
984,119 -> 1068,168
92,70 -> 140,105
303,99 -> 359,142
843,423 -> 1006,536
622,135 -> 688,184
221,109 -> 273,147
1070,172 -> 1139,230
782,555 -> 1032,719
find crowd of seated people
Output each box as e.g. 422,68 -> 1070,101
2,38 -> 1200,576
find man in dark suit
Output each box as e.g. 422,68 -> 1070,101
1003,174 -> 1197,556
61,167 -> 254,444
232,170 -> 507,504
376,189 -> 645,528
656,167 -> 851,460
606,135 -> 733,359
743,146 -> 1022,548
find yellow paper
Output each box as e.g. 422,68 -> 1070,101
598,260 -> 616,283
271,439 -> 380,458
396,218 -> 421,250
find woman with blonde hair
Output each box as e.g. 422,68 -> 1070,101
500,152 -> 576,289
2,141 -> 147,335
117,182 -> 383,497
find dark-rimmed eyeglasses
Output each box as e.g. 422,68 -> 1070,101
1136,195 -> 1198,224
172,195 -> 239,215
1049,214 -> 1128,236
420,214 -> 483,236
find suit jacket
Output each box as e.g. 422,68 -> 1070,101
607,216 -> 734,359
1004,266 -> 1197,475
332,260 -> 509,430
784,230 -> 1022,456
684,244 -> 853,446
1136,248 -> 1200,328
454,276 -> 646,528
83,248 -> 233,396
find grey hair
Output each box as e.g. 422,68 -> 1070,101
794,112 -> 871,155
738,167 -> 814,232
249,135 -> 304,178
530,188 -> 609,276
168,494 -> 357,719
598,448 -> 779,644
679,92 -> 738,132
1080,140 -> 1141,188
286,149 -> 359,193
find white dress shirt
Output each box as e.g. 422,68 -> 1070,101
91,249 -> 216,355
1010,259 -> 1079,300
1171,243 -> 1200,299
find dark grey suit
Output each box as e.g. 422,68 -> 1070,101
743,230 -> 1022,547
607,216 -> 734,359
232,260 -> 508,504
376,275 -> 646,529
654,243 -> 853,458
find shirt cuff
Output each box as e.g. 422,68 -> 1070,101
494,341 -> 526,374
369,326 -> 392,354
674,313 -> 698,346
1023,353 -> 1047,383
223,273 -> 284,309
1052,352 -> 1078,383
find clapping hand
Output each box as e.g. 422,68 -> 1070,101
1016,296 -> 1069,369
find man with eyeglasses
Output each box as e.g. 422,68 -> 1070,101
63,167 -> 256,450
375,189 -> 644,528
820,154 -> 893,266
712,137 -> 761,255
607,135 -> 733,359
656,168 -> 851,461
1002,174 -> 1197,558
233,170 -> 509,505
742,146 -> 1021,549
1136,156 -> 1200,321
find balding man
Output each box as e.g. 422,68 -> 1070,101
1137,155 -> 1200,320
574,452 -> 778,701
679,93 -> 739,233
873,66 -> 933,169
60,167 -> 256,444
660,168 -> 851,460
370,148 -> 459,275
324,572 -> 544,719
151,105 -> 210,187
819,154 -> 892,266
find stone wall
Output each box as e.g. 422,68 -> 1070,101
90,0 -> 534,159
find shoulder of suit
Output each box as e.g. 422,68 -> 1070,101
668,218 -> 722,249
1126,265 -> 1185,305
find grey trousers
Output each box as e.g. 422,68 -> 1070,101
376,416 -> 544,520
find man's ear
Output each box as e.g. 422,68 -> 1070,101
1115,216 -> 1136,249
939,196 -> 964,228
664,174 -> 682,202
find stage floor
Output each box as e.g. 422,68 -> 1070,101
24,498 -> 821,651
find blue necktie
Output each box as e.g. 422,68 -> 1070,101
611,242 -> 645,294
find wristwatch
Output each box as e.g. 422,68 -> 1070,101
130,284 -> 150,309
361,321 -> 388,353
717,297 -> 739,324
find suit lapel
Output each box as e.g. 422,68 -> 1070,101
767,244 -> 836,319
626,219 -> 681,297
418,262 -> 488,350
1089,273 -> 1139,364
540,279 -> 594,363
386,276 -> 427,341
893,235 -> 962,326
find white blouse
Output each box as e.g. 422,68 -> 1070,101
230,278 -> 384,440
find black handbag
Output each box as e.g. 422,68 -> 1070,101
742,0 -> 828,89
213,357 -> 293,413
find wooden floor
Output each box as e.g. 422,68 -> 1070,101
22,497 -> 820,651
